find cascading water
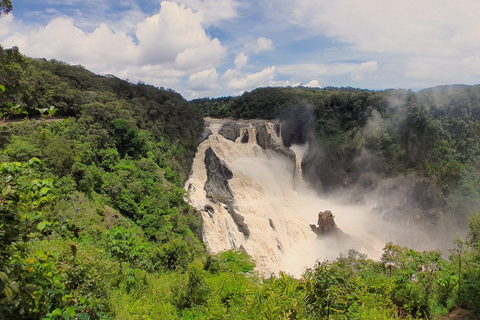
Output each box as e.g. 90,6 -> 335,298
185,118 -> 386,276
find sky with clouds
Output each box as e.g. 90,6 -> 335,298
1,0 -> 480,99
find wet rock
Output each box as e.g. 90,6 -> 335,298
199,128 -> 213,143
255,124 -> 273,149
204,204 -> 215,213
241,129 -> 249,143
268,218 -> 276,231
227,204 -> 250,239
255,123 -> 296,169
219,122 -> 241,142
204,147 -> 234,203
310,210 -> 344,237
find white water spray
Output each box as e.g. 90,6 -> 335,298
185,119 -> 386,276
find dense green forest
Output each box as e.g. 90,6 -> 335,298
1,45 -> 480,319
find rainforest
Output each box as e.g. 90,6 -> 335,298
1,45 -> 480,320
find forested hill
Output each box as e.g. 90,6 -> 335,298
194,86 -> 480,229
0,46 -> 204,150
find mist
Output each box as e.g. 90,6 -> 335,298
185,118 -> 454,277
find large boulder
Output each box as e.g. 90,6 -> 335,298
219,122 -> 241,142
204,147 -> 234,203
310,210 -> 344,237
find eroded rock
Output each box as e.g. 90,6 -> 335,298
227,204 -> 250,239
310,210 -> 343,236
219,122 -> 241,142
204,147 -> 234,203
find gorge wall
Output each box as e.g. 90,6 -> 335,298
185,118 -> 401,275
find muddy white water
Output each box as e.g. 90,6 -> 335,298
185,119 -> 388,276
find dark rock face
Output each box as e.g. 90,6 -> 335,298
227,204 -> 250,239
199,128 -> 213,143
219,122 -> 241,142
255,124 -> 273,149
268,218 -> 276,231
255,124 -> 296,171
204,147 -> 234,203
241,129 -> 249,143
310,210 -> 344,237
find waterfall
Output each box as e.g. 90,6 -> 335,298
185,118 -> 385,276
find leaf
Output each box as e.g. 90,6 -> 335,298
52,308 -> 63,316
37,222 -> 47,231
26,284 -> 39,292
2,185 -> 11,196
0,84 -> 5,92
78,313 -> 90,320
66,307 -> 76,316
9,281 -> 20,293
4,287 -> 13,303
0,271 -> 8,283
62,310 -> 71,320
39,187 -> 50,195
38,254 -> 48,262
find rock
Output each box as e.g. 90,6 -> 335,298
204,204 -> 214,213
241,129 -> 249,143
227,204 -> 250,239
268,218 -> 276,231
219,122 -> 241,142
204,147 -> 234,203
255,124 -> 273,149
199,128 -> 213,143
310,210 -> 344,237
255,123 -> 296,172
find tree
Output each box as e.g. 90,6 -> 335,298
0,0 -> 12,16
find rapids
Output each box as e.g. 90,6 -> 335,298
185,118 -> 386,276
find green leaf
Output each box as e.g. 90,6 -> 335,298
66,307 -> 75,316
10,281 -> 20,293
38,254 -> 48,262
0,84 -> 5,92
39,187 -> 50,195
4,287 -> 13,303
26,284 -> 39,292
2,185 -> 11,196
62,310 -> 71,320
37,222 -> 47,231
78,313 -> 90,320
52,308 -> 63,316
0,271 -> 8,283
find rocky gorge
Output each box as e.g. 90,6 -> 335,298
185,118 -> 387,275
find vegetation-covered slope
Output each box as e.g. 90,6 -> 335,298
1,46 -> 480,319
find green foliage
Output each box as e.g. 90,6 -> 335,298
0,0 -> 13,15
304,260 -> 362,319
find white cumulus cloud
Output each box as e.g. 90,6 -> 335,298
172,0 -> 241,26
1,1 -> 226,93
245,37 -> 275,54
189,68 -> 219,91
234,52 -> 249,70
226,66 -> 276,93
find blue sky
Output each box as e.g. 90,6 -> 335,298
2,0 -> 480,99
